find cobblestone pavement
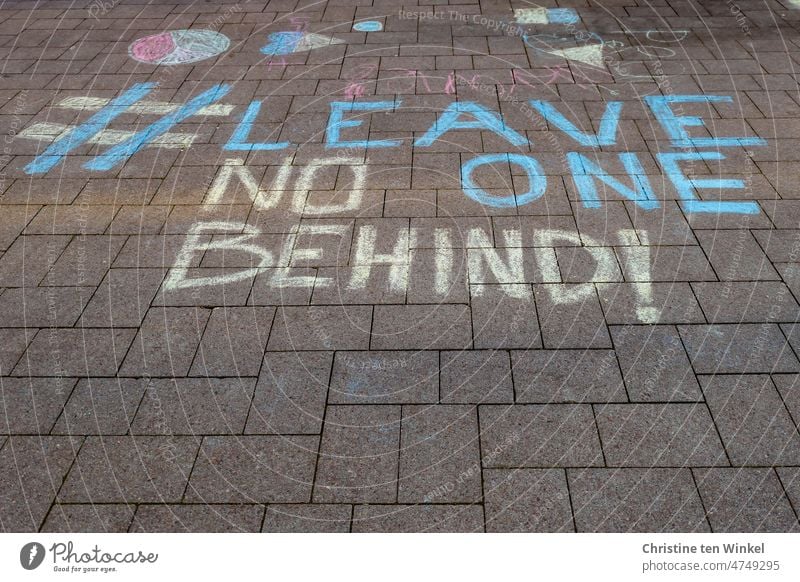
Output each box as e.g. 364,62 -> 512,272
2,0 -> 800,533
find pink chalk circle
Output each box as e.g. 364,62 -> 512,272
129,30 -> 230,65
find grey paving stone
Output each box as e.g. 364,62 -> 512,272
59,436 -> 199,503
330,351 -> 438,404
771,373 -> 800,426
0,436 -> 80,532
189,306 -> 275,376
611,325 -> 702,401
440,350 -> 514,404
480,405 -> 604,467
42,504 -> 135,533
696,229 -> 779,281
120,307 -> 210,377
399,405 -> 481,503
79,268 -> 165,327
700,375 -> 800,465
314,405 -> 400,503
694,468 -> 800,532
186,436 -> 318,503
131,378 -> 255,435
512,349 -> 627,403
372,304 -> 472,350
569,468 -> 709,532
246,351 -> 332,435
0,328 -> 33,375
534,285 -> 612,348
352,504 -> 483,532
692,281 -> 800,323
0,377 -> 76,435
776,467 -> 800,516
262,504 -> 352,532
52,378 -> 147,436
470,285 -> 541,349
0,286 -> 90,327
131,504 -> 263,532
484,469 -> 574,532
267,305 -> 372,350
679,324 -> 800,373
594,403 -> 728,467
597,282 -> 706,325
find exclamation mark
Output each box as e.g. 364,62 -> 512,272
617,229 -> 659,323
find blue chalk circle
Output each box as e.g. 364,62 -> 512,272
547,8 -> 580,24
353,21 -> 383,32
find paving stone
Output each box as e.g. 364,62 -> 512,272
597,282 -> 706,325
679,324 -> 800,374
512,349 -> 627,403
0,235 -> 70,287
0,286 -> 90,327
79,268 -> 165,327
14,328 -> 136,377
131,378 -> 255,436
120,307 -> 210,376
611,325 -> 702,401
484,469 -> 574,532
440,350 -> 514,403
771,373 -> 800,426
594,403 -> 728,467
330,351 -> 438,404
42,504 -> 135,533
692,281 -> 800,323
41,235 -> 126,286
262,504 -> 352,532
471,285 -> 541,349
131,505 -> 263,532
372,304 -> 472,350
569,468 -> 709,532
352,504 -> 483,532
0,436 -> 80,531
246,351 -> 332,435
776,467 -> 800,515
534,284 -> 611,348
480,405 -> 603,467
59,436 -> 199,503
314,405 -> 400,503
0,328 -> 34,374
189,306 -> 275,376
186,435 -> 318,503
700,375 -> 800,465
0,377 -> 75,435
399,405 -> 481,503
267,305 -> 372,350
695,229 -> 779,281
52,378 -> 147,436
694,468 -> 800,532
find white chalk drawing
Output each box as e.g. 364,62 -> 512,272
260,31 -> 344,56
129,30 -> 230,65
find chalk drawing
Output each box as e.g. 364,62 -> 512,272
514,7 -> 579,25
617,229 -> 659,323
567,152 -> 659,210
461,154 -> 546,208
349,225 -> 409,292
415,102 -> 528,147
353,21 -> 383,32
468,229 -> 531,299
129,30 -> 230,65
326,101 -> 402,148
260,31 -> 344,56
531,100 -> 622,147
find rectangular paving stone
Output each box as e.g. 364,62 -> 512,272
14,328 -> 136,377
399,405 -> 481,503
372,304 -> 472,350
692,281 -> 800,323
42,504 -> 135,533
0,286 -> 90,327
131,378 -> 255,435
330,351 -> 438,404
0,328 -> 33,374
245,351 -> 332,435
470,285 -> 541,349
0,235 -> 70,287
694,468 -> 800,532
700,375 -> 800,465
314,405 -> 400,503
59,436 -> 199,503
611,325 -> 702,401
679,324 -> 800,373
597,282 -> 706,325
267,305 -> 372,350
262,504 -> 352,533
131,504 -> 263,532
352,504 -> 483,532
40,235 -> 126,286
695,229 -> 780,281
594,403 -> 728,467
119,307 -> 210,376
440,350 -> 514,404
480,404 -> 604,468
189,306 -> 275,376
0,377 -> 76,435
512,349 -> 627,403
0,436 -> 80,532
484,468 -> 574,532
52,378 -> 148,436
186,435 -> 318,503
568,468 -> 709,532
534,284 -> 612,348
79,268 -> 165,327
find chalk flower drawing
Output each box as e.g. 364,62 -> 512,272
129,30 -> 230,65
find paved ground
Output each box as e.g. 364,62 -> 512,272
2,0 -> 800,533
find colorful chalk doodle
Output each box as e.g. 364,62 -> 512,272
353,21 -> 383,32
128,30 -> 230,65
260,31 -> 344,56
514,7 -> 580,25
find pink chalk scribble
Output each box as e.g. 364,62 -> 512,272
344,82 -> 366,98
128,30 -> 230,65
130,32 -> 175,63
